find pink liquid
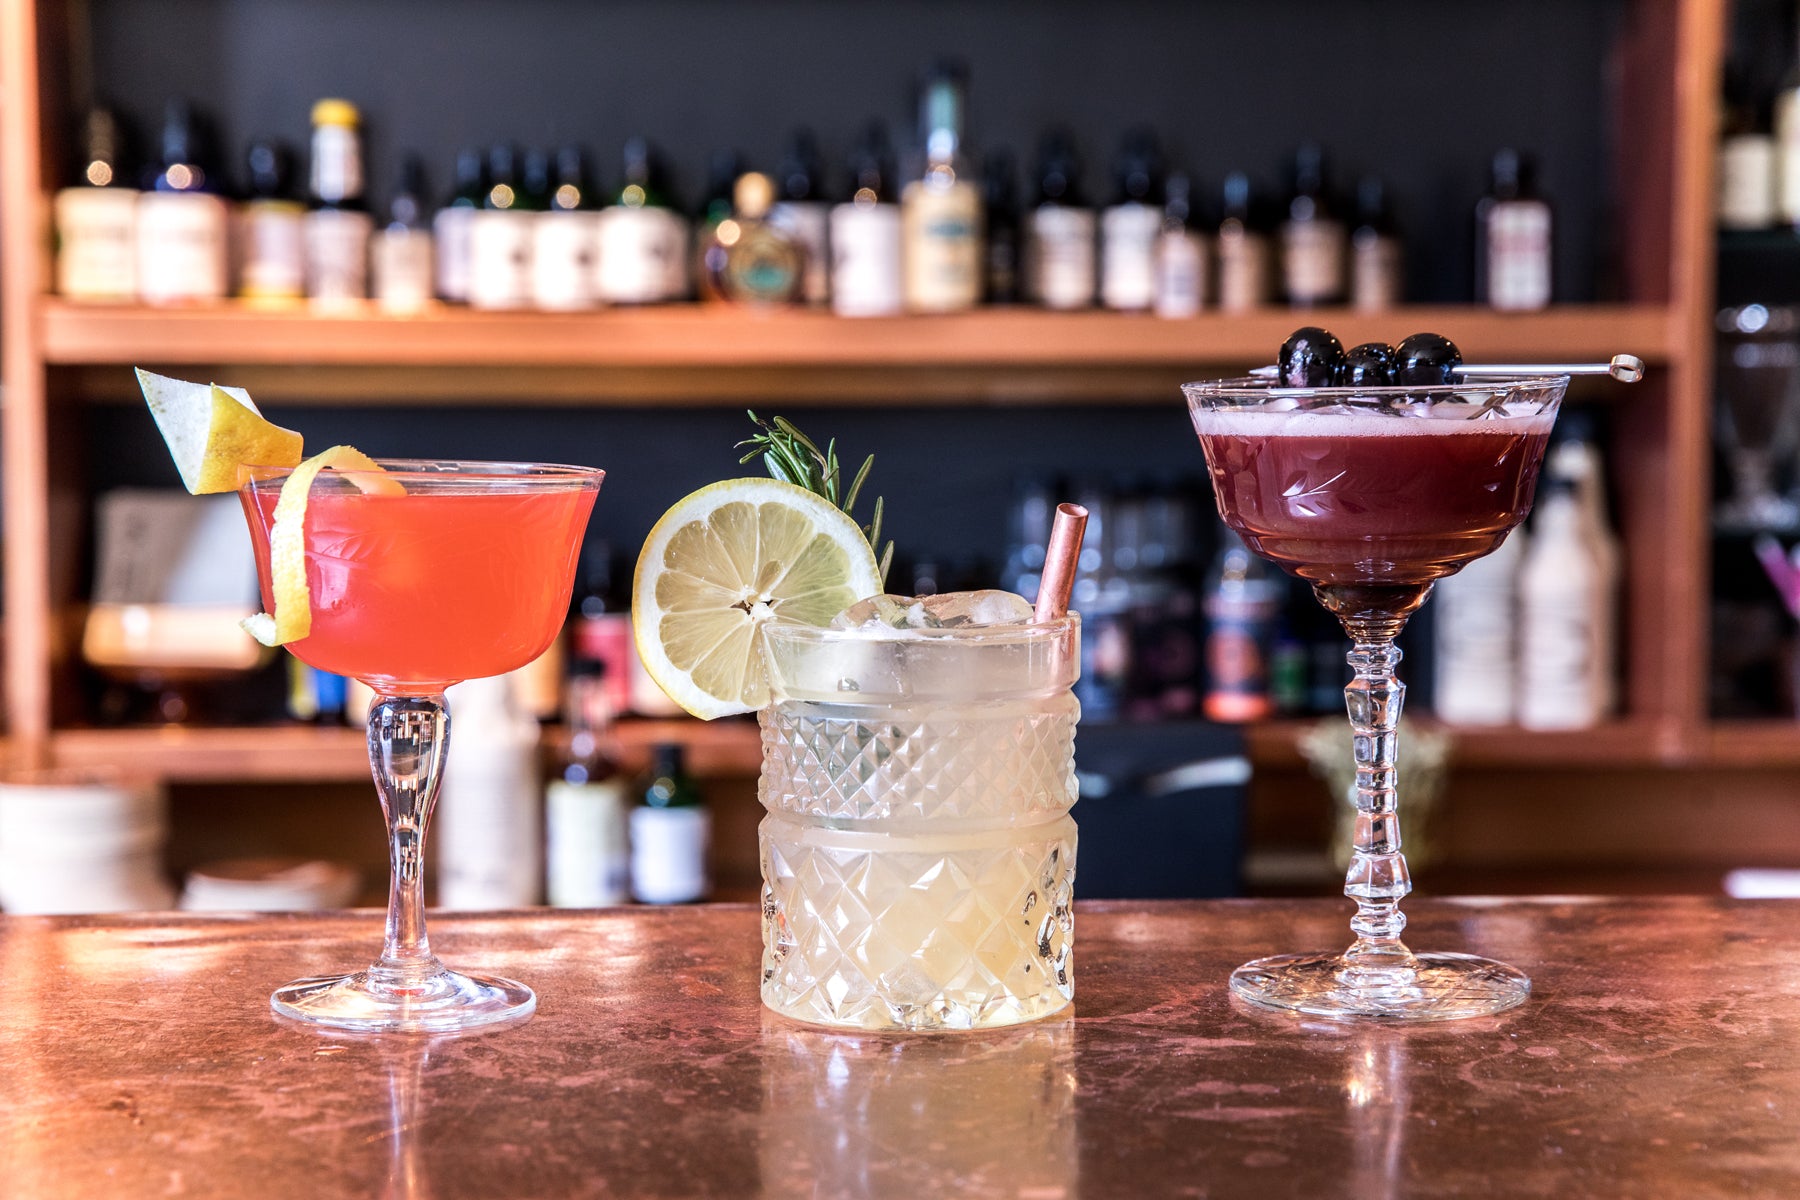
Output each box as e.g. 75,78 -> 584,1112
243,486 -> 596,692
1193,409 -> 1554,587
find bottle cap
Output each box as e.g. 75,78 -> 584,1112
311,98 -> 360,128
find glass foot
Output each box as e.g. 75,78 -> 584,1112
1230,951 -> 1529,1021
272,967 -> 536,1033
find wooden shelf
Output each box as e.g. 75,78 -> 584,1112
1701,720 -> 1800,769
1244,717 -> 1683,771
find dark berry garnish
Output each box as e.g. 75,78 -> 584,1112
1340,342 -> 1396,387
1392,332 -> 1463,386
1277,326 -> 1346,387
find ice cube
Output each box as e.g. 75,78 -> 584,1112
831,589 -> 1034,631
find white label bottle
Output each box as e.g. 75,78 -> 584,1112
55,108 -> 138,302
1519,474 -> 1619,730
630,744 -> 710,904
1027,132 -> 1096,310
437,674 -> 542,908
303,99 -> 372,309
830,126 -> 904,317
1477,149 -> 1553,310
531,146 -> 601,311
468,145 -> 536,310
137,99 -> 228,306
433,148 -> 485,303
545,665 -> 631,907
597,137 -> 691,304
1433,528 -> 1524,725
1152,172 -> 1206,319
901,62 -> 982,313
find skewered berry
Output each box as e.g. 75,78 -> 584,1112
1277,326 -> 1347,387
1340,342 -> 1396,387
1392,332 -> 1462,385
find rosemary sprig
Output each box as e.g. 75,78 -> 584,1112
738,411 -> 894,586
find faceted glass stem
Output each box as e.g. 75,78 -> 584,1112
368,693 -> 451,989
1340,636 -> 1417,985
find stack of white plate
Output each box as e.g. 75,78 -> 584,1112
180,858 -> 359,912
0,772 -> 175,913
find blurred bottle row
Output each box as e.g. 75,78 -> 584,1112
55,69 -> 1554,315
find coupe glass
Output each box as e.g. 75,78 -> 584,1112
1184,375 -> 1565,1019
240,459 -> 602,1032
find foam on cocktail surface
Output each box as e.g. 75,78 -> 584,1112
1190,406 -> 1557,438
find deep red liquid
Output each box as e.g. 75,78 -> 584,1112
1194,416 -> 1552,587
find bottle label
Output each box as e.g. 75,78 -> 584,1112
1432,545 -> 1519,726
304,208 -> 372,306
238,203 -> 306,302
1204,595 -> 1275,723
1279,218 -> 1346,305
770,202 -> 831,305
372,228 -> 435,313
829,202 -> 904,316
1719,135 -> 1778,231
1486,201 -> 1552,310
1100,203 -> 1159,311
573,614 -> 635,716
901,180 -> 982,312
438,723 -> 542,908
469,210 -> 535,309
1351,232 -> 1402,312
597,206 -> 690,303
433,206 -> 476,302
546,779 -> 630,907
311,124 -> 363,205
630,805 -> 710,903
135,192 -> 228,304
531,210 -> 601,310
1216,229 -> 1270,312
1153,230 -> 1206,319
1779,90 -> 1800,223
55,188 -> 138,301
1029,205 -> 1097,310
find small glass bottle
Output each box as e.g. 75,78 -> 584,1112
569,541 -> 634,718
981,146 -> 1022,305
770,127 -> 831,306
303,98 -> 372,309
237,138 -> 305,306
630,744 -> 710,904
437,674 -> 543,909
1027,129 -> 1096,310
468,144 -> 537,310
830,123 -> 905,317
531,145 -> 600,311
1349,175 -> 1403,312
1215,171 -> 1271,312
693,149 -> 744,303
546,662 -> 631,908
709,171 -> 804,305
1100,128 -> 1162,312
55,107 -> 139,302
433,147 -> 485,303
1278,142 -> 1346,307
1153,172 -> 1207,319
371,153 -> 434,314
599,136 -> 691,304
136,98 -> 229,306
1202,529 -> 1279,723
901,60 -> 983,313
1476,149 -> 1553,311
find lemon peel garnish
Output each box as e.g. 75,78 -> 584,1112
134,368 -> 303,494
243,445 -> 404,647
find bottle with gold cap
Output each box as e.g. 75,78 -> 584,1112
707,171 -> 804,305
303,97 -> 372,308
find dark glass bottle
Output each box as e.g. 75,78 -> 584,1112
237,138 -> 305,305
433,147 -> 486,302
630,744 -> 710,904
1350,175 -> 1402,312
137,98 -> 229,304
1028,129 -> 1095,310
982,147 -> 1022,304
56,107 -> 140,301
1278,142 -> 1345,306
772,127 -> 830,304
830,122 -> 904,316
1101,128 -> 1163,311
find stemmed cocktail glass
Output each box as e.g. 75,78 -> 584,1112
240,459 -> 601,1032
1185,375 -> 1566,1019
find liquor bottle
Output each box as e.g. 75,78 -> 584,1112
630,744 -> 710,904
981,147 -> 1022,304
830,123 -> 905,317
1778,35 -> 1800,226
1518,420 -> 1620,730
708,171 -> 804,305
1278,143 -> 1346,307
1026,130 -> 1096,310
237,139 -> 305,306
136,98 -> 229,306
468,144 -> 536,310
1071,486 -> 1131,721
1153,171 -> 1207,319
693,149 -> 744,302
1215,171 -> 1271,312
1349,175 -> 1403,312
1202,529 -> 1278,722
437,674 -> 542,908
371,153 -> 434,314
599,137 -> 691,304
1432,525 -> 1524,725
770,127 -> 831,306
433,147 -> 485,303
56,107 -> 139,302
545,661 -> 631,907
569,541 -> 634,718
1100,128 -> 1162,312
531,145 -> 600,311
1138,489 -> 1201,716
901,60 -> 983,313
1476,149 -> 1554,311
1721,68 -> 1778,231
303,98 -> 372,309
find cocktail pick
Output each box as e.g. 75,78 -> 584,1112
1248,353 -> 1646,384
1033,503 -> 1089,622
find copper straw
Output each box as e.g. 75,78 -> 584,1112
1034,503 -> 1089,623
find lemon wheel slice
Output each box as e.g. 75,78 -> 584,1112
135,368 -> 304,494
632,478 -> 882,719
243,446 -> 404,648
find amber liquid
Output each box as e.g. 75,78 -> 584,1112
1193,410 -> 1553,587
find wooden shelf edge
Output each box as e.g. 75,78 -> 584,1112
1702,720 -> 1800,769
40,299 -> 1678,370
1245,717 -> 1683,771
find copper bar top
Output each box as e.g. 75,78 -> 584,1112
1,897 -> 1795,1198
